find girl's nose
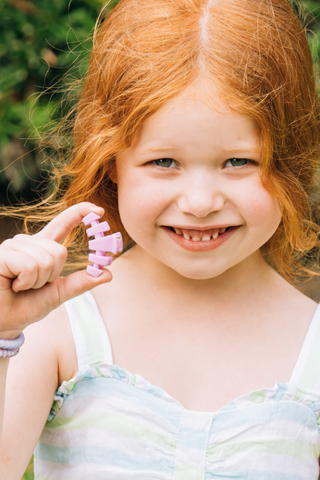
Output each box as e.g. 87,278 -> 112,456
177,173 -> 225,218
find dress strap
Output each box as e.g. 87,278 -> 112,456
63,291 -> 113,371
290,302 -> 320,392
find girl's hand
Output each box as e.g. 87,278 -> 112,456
0,203 -> 112,339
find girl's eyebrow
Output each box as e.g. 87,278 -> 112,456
137,146 -> 179,154
138,146 -> 259,155
221,147 -> 260,153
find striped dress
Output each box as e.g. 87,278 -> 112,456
34,291 -> 320,479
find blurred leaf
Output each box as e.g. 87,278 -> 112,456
0,0 -> 121,200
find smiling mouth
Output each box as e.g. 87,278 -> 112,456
168,226 -> 231,242
162,225 -> 238,252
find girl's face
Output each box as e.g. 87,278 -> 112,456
115,85 -> 281,280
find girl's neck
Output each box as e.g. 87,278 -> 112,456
119,244 -> 280,313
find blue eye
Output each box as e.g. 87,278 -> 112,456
226,158 -> 249,167
154,158 -> 176,168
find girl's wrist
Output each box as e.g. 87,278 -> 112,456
0,332 -> 25,359
0,330 -> 23,341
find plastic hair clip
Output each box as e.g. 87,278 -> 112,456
82,212 -> 123,277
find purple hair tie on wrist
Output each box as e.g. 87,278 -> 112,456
0,348 -> 20,358
0,333 -> 25,358
0,333 -> 25,350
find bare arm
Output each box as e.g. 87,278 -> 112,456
0,319 -> 59,479
0,203 -> 113,477
0,360 -> 9,454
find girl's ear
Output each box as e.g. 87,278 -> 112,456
109,171 -> 117,183
108,163 -> 117,183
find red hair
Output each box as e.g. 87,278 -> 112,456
6,0 -> 320,280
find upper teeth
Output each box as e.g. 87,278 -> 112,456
173,227 -> 228,241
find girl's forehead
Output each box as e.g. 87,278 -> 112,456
125,97 -> 260,159
158,80 -> 230,115
129,87 -> 260,156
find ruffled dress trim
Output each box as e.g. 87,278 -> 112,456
48,361 -> 320,431
49,362 -> 181,421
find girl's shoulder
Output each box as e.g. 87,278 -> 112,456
24,303 -> 78,387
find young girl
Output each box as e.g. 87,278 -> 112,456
1,0 -> 320,478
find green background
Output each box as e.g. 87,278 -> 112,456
0,0 -> 120,206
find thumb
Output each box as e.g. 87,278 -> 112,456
54,269 -> 112,305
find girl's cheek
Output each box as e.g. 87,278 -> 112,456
239,177 -> 281,220
118,182 -> 164,233
119,173 -> 170,211
251,196 -> 281,234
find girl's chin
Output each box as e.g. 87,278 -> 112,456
160,258 -> 231,281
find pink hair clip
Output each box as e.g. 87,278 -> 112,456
82,212 -> 123,277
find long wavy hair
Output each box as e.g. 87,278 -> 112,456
4,0 -> 320,281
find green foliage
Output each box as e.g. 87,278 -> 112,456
0,0 -> 119,200
302,1 -> 320,62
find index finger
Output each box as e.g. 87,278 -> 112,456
36,203 -> 105,243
